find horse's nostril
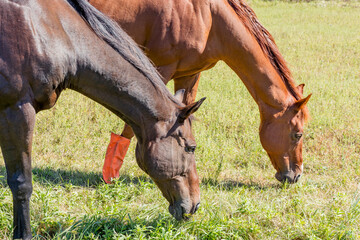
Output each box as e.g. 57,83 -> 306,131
295,174 -> 301,182
194,202 -> 200,213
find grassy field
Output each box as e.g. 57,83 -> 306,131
1,0 -> 360,239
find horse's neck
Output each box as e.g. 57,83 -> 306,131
60,13 -> 176,141
225,51 -> 293,115
214,1 -> 295,115
70,50 -> 176,140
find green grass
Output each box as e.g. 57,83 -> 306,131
1,0 -> 360,239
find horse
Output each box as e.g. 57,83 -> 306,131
89,0 -> 312,184
0,0 -> 205,238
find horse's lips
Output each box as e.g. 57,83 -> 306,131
169,201 -> 194,220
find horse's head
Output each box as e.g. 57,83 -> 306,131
135,94 -> 205,220
259,87 -> 311,184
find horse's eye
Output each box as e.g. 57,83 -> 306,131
293,132 -> 303,141
185,145 -> 196,153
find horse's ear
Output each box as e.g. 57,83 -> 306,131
293,94 -> 312,112
174,89 -> 185,102
297,84 -> 305,95
178,97 -> 206,123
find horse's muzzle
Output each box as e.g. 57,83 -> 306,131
275,171 -> 301,183
169,201 -> 200,220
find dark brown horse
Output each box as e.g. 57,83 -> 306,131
90,0 -> 312,183
0,0 -> 205,238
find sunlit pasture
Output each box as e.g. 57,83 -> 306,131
1,0 -> 360,239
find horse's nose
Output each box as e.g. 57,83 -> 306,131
276,171 -> 299,183
283,172 -> 301,184
283,175 -> 294,183
193,202 -> 200,214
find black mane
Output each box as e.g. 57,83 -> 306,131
66,0 -> 180,105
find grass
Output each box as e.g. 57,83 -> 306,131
1,0 -> 360,239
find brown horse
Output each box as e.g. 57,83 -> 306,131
90,0 -> 312,184
0,0 -> 205,238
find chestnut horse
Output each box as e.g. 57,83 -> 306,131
90,0 -> 311,183
0,0 -> 205,238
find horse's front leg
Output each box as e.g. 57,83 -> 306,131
174,73 -> 201,105
0,101 -> 36,240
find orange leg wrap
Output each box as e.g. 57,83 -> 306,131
102,132 -> 131,184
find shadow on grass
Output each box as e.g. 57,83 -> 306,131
201,177 -> 280,191
0,166 -> 153,188
1,166 -> 279,191
32,167 -> 104,187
